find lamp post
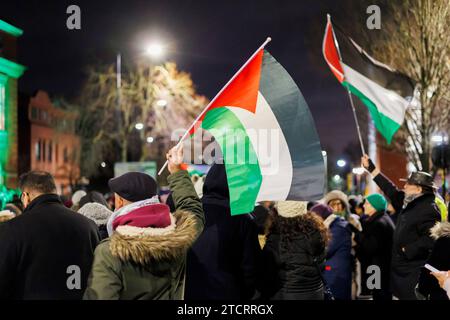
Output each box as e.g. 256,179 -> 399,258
116,42 -> 166,162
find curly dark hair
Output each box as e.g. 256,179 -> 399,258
266,209 -> 331,247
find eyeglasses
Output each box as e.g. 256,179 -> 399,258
329,200 -> 343,207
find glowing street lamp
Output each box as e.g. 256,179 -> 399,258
100,162 -> 106,168
146,136 -> 154,144
156,99 -> 167,107
145,43 -> 164,58
431,135 -> 444,144
352,167 -> 365,175
337,159 -> 347,168
135,123 -> 144,130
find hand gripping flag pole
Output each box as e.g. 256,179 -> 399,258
158,37 -> 272,176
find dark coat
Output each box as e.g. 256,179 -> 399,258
185,164 -> 261,300
98,225 -> 109,241
259,227 -> 325,300
355,211 -> 395,299
323,215 -> 352,300
417,222 -> 450,300
0,194 -> 100,299
373,173 -> 441,300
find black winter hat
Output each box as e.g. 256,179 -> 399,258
79,191 -> 108,208
108,172 -> 158,202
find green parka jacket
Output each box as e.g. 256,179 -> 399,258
83,170 -> 204,300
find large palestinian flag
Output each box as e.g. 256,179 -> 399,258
323,17 -> 416,144
190,49 -> 325,215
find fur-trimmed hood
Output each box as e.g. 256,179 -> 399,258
323,190 -> 350,214
109,210 -> 199,265
430,221 -> 450,240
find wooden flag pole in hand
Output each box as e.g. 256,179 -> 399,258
158,36 -> 272,176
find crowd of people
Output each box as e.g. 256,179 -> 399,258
0,148 -> 449,300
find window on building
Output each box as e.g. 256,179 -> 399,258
35,140 -> 41,161
31,107 -> 38,120
42,140 -> 46,162
41,110 -> 48,122
48,141 -> 52,162
63,147 -> 69,163
0,81 -> 5,131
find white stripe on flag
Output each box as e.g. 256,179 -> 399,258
342,63 -> 408,125
228,92 -> 292,202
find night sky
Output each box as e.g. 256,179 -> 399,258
2,0 -> 365,159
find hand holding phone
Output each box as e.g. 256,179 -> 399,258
425,264 -> 442,273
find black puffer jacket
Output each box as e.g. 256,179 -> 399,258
373,173 -> 441,300
260,226 -> 325,300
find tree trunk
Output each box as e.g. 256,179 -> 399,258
121,136 -> 128,163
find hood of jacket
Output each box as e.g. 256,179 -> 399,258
78,203 -> 113,226
109,210 -> 199,265
323,190 -> 350,213
430,221 -> 450,240
202,163 -> 230,208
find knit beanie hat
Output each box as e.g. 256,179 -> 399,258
310,203 -> 334,220
78,202 -> 113,226
275,201 -> 307,218
366,193 -> 387,212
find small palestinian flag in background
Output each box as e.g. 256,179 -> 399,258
190,49 -> 325,215
323,15 -> 416,144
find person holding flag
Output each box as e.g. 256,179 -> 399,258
177,37 -> 326,299
158,37 -> 325,216
361,154 -> 440,300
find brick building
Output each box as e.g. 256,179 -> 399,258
0,19 -> 26,187
19,90 -> 80,195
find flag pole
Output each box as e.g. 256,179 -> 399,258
158,37 -> 272,176
327,14 -> 366,155
347,91 -> 366,155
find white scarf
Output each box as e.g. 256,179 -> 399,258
106,196 -> 160,236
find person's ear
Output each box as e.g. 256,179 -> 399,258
115,194 -> 124,209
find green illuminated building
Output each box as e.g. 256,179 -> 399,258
0,19 -> 26,188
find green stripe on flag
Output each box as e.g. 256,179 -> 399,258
201,107 -> 262,215
343,81 -> 401,144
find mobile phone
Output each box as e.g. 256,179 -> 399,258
424,264 -> 441,273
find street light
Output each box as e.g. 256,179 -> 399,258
156,99 -> 168,108
352,167 -> 365,175
101,162 -> 106,168
146,136 -> 154,144
431,134 -> 444,144
145,43 -> 164,58
135,123 -> 144,130
333,175 -> 342,183
337,159 -> 347,168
